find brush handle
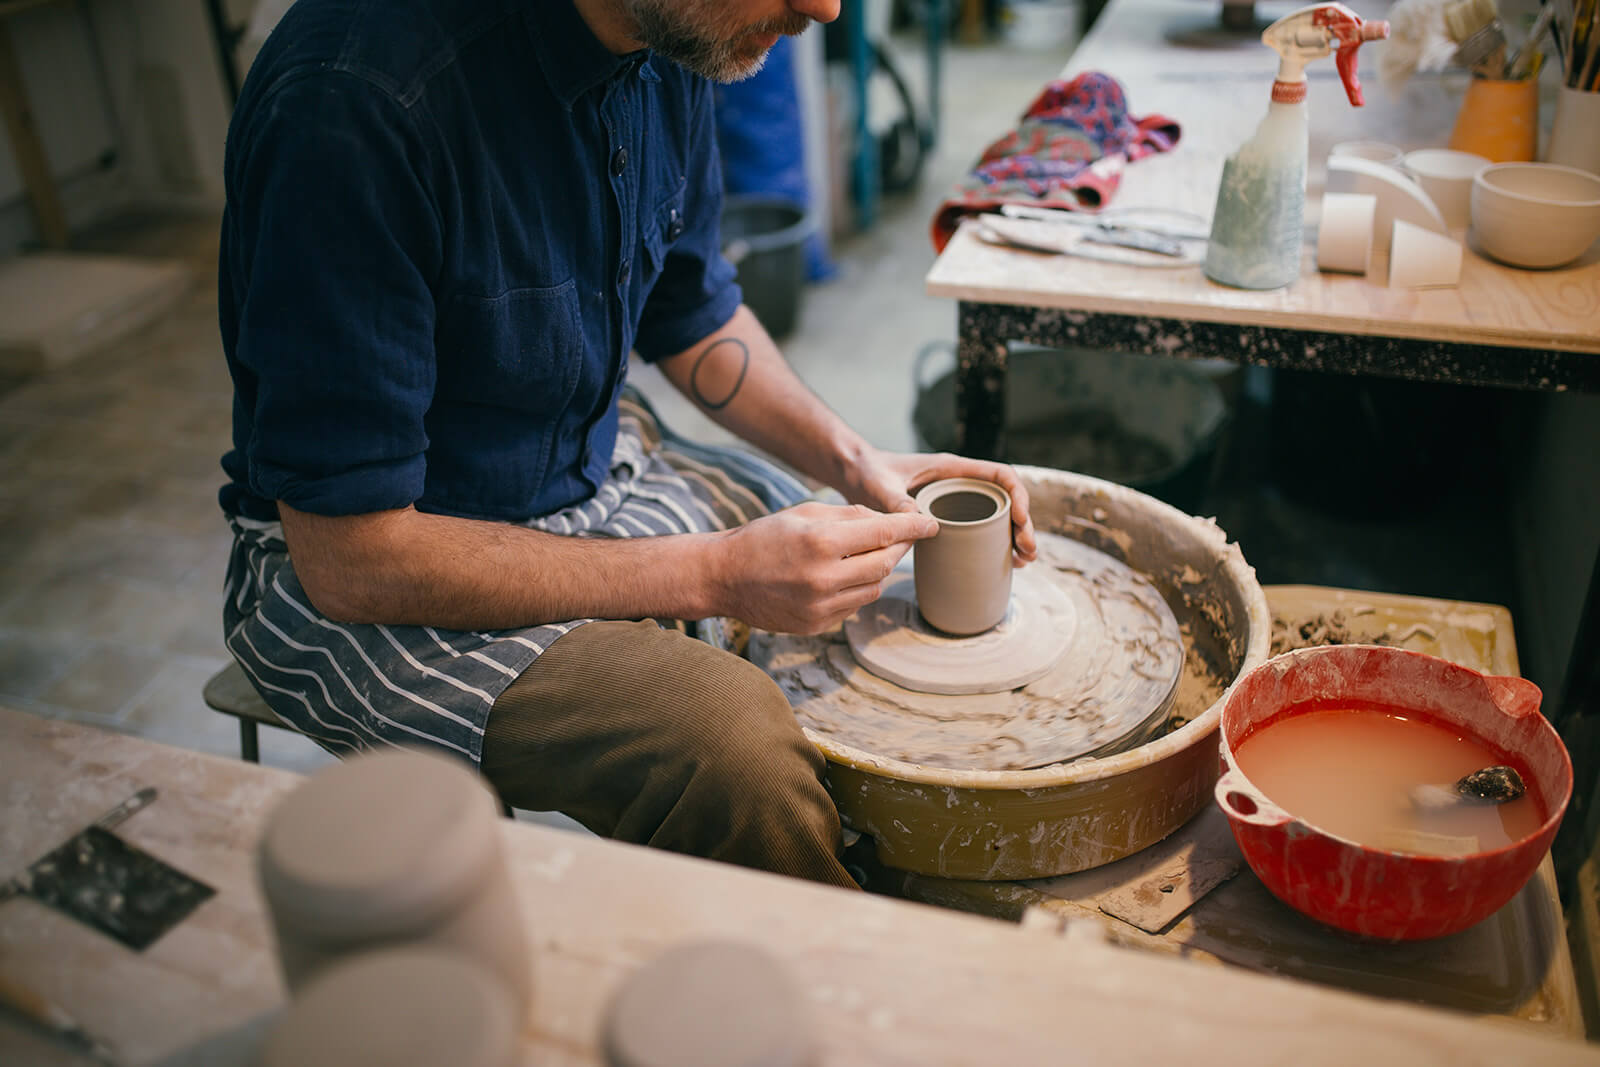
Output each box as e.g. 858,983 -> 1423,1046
0,972 -> 120,1065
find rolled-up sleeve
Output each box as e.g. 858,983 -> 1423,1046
229,72 -> 443,516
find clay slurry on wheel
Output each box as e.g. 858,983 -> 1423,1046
786,531 -> 1185,772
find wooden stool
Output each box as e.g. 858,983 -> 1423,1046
202,661 -> 288,763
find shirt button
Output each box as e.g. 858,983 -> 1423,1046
617,258 -> 631,285
667,210 -> 684,241
611,147 -> 628,176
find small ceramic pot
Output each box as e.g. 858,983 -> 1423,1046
257,748 -> 532,1020
1449,78 -> 1538,163
259,948 -> 521,1067
1470,161 -> 1600,269
1402,148 -> 1490,231
1388,219 -> 1463,288
1547,87 -> 1600,177
912,478 -> 1013,635
1329,140 -> 1404,168
1316,191 -> 1377,274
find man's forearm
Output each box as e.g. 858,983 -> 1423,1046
657,305 -> 872,494
279,503 -> 723,630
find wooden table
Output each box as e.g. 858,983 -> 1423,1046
926,0 -> 1600,464
2,706 -> 1597,1066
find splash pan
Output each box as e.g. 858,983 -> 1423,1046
750,467 -> 1271,881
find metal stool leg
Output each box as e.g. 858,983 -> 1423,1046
240,720 -> 260,763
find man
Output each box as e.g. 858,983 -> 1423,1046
219,0 -> 1037,890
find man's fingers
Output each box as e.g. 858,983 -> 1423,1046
834,509 -> 936,555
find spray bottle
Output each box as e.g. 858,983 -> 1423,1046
1203,3 -> 1389,290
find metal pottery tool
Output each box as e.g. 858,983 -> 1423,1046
0,788 -> 157,905
1410,764 -> 1526,810
0,785 -> 215,951
976,214 -> 1204,267
997,201 -> 1212,240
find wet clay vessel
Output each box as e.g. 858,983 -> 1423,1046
913,478 -> 1013,635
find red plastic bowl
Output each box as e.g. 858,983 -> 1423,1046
1215,645 -> 1572,941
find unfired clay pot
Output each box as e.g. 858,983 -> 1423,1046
258,947 -> 520,1067
913,478 -> 1013,635
256,747 -> 531,1018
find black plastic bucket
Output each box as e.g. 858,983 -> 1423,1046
721,195 -> 812,340
913,344 -> 1231,514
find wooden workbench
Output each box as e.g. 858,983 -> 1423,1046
926,0 -> 1600,464
1,704 -> 1597,1066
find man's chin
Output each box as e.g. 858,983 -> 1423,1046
695,44 -> 772,83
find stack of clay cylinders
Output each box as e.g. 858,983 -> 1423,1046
258,946 -> 521,1067
256,746 -> 532,1033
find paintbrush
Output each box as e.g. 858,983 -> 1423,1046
1571,0 -> 1597,86
1446,0 -> 1509,76
0,972 -> 121,1065
1381,0 -> 1465,89
1506,2 -> 1559,77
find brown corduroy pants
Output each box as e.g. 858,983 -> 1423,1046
481,620 -> 858,890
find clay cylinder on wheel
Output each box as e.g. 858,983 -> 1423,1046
912,478 -> 1013,635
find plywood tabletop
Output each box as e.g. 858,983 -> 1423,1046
925,0 -> 1600,359
3,707 -> 1599,1065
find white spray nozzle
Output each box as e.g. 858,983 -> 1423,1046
1263,3 -> 1390,105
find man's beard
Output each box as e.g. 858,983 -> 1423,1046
627,0 -> 812,82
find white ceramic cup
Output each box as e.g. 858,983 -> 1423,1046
1316,192 -> 1378,274
1330,140 -> 1404,168
1402,148 -> 1490,230
912,478 -> 1013,636
1547,87 -> 1600,178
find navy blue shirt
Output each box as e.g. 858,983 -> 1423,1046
219,0 -> 741,522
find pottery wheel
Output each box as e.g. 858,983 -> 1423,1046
844,566 -> 1076,695
751,532 -> 1186,772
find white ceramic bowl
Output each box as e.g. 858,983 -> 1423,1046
1403,148 -> 1489,230
1470,162 -> 1600,269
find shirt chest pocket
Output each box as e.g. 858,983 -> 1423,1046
434,280 -> 585,417
640,180 -> 688,288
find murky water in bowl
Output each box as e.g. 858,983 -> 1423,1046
1234,706 -> 1545,855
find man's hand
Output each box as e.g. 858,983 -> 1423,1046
839,451 -> 1038,567
711,501 -> 938,634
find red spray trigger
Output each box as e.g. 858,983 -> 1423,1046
1321,11 -> 1390,106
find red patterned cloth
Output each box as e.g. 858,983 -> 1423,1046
930,71 -> 1181,252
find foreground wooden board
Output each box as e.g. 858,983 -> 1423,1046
1,707 -> 1596,1065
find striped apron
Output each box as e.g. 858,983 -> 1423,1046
222,390 -> 810,766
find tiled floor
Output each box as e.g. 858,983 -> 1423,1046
0,35 -> 1070,782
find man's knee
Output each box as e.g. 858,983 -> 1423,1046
486,620 -> 829,811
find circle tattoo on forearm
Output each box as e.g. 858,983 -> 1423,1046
689,337 -> 750,410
